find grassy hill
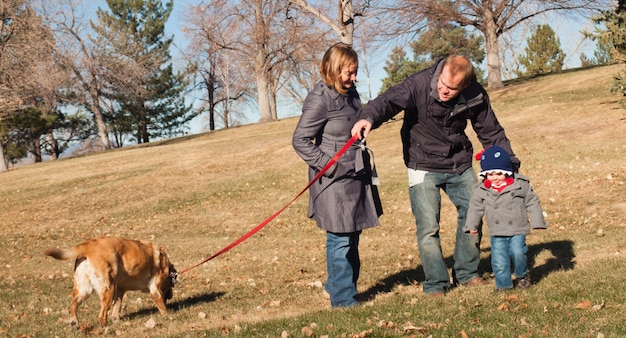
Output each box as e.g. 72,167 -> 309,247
1,65 -> 625,337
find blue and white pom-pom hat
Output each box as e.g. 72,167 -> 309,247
478,145 -> 513,177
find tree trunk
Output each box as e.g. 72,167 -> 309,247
47,132 -> 59,160
256,61 -> 272,123
255,0 -> 272,123
0,142 -> 8,172
86,85 -> 111,149
93,105 -> 111,149
33,138 -> 42,163
483,8 -> 504,89
339,0 -> 354,44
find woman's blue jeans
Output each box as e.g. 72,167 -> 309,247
408,168 -> 481,294
491,235 -> 528,290
325,231 -> 361,307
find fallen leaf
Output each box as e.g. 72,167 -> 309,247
460,329 -> 469,338
592,301 -> 604,311
350,329 -> 373,338
403,325 -> 428,334
574,300 -> 592,309
497,303 -> 508,311
145,317 -> 156,329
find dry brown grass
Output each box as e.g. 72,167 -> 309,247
1,65 -> 625,337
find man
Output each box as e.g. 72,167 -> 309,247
351,55 -> 520,296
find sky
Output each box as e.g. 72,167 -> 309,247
164,2 -> 601,134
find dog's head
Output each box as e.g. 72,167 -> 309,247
164,264 -> 177,300
157,251 -> 177,303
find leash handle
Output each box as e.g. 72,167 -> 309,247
179,134 -> 360,275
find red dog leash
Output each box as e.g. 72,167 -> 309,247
178,134 -> 360,275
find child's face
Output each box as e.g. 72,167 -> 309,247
486,172 -> 507,185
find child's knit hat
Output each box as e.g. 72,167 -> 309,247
478,145 -> 513,176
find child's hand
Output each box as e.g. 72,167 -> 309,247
469,230 -> 478,235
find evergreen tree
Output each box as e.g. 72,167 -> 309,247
588,0 -> 626,108
379,19 -> 484,93
516,24 -> 565,78
604,0 -> 626,108
379,47 -> 422,94
580,37 -> 612,67
91,0 -> 194,145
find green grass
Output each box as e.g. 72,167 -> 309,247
1,64 -> 625,337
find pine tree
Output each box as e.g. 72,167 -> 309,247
516,24 -> 565,78
379,19 -> 485,93
91,0 -> 194,145
605,0 -> 626,108
588,0 -> 626,108
379,47 -> 422,94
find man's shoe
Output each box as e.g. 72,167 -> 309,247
427,291 -> 445,298
463,277 -> 487,287
516,274 -> 531,289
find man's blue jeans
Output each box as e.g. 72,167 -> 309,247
325,231 -> 361,307
491,235 -> 528,290
408,168 -> 481,294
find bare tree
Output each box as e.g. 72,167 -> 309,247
184,1 -> 253,130
37,0 -> 112,150
285,0 -> 381,100
380,0 -> 611,89
185,0 -> 326,124
0,0 -> 31,171
183,0 -> 274,123
1,0 -> 71,168
288,0 -> 357,44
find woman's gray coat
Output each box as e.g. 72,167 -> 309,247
464,174 -> 547,236
292,81 -> 382,233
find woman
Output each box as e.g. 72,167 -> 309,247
292,42 -> 383,308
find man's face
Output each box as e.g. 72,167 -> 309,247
437,67 -> 465,102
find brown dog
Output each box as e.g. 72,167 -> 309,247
44,237 -> 177,326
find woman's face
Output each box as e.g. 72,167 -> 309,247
339,64 -> 358,89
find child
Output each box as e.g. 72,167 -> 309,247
464,145 -> 547,290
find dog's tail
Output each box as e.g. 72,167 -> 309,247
43,247 -> 77,261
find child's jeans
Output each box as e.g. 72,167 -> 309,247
490,235 -> 528,290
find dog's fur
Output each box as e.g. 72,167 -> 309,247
44,237 -> 176,326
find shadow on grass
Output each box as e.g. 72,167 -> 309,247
124,291 -> 225,320
527,239 -> 576,282
358,239 -> 575,300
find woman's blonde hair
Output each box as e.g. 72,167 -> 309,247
320,42 -> 358,95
